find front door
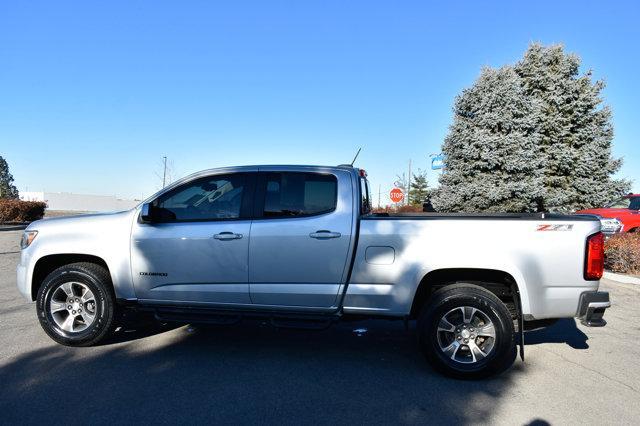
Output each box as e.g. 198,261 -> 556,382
131,173 -> 254,305
249,169 -> 353,308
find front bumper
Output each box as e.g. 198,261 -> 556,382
577,291 -> 610,327
16,248 -> 33,301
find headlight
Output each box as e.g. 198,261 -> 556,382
599,218 -> 622,234
20,231 -> 38,249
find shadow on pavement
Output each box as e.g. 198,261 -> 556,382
0,318 -> 535,425
524,318 -> 589,349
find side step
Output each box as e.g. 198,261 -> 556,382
141,305 -> 340,330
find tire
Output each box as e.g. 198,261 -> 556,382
417,283 -> 516,379
36,262 -> 117,346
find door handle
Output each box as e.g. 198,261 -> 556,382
213,232 -> 243,240
309,230 -> 341,239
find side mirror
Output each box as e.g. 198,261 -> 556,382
140,203 -> 153,223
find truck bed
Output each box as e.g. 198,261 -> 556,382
344,212 -> 601,320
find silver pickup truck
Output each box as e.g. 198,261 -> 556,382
17,165 -> 610,378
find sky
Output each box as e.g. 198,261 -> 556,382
1,0 -> 639,204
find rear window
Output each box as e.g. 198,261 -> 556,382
262,172 -> 337,218
360,176 -> 372,215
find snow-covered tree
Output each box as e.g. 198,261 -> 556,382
0,156 -> 19,199
409,169 -> 429,205
514,44 -> 629,211
432,66 -> 544,212
433,43 -> 629,212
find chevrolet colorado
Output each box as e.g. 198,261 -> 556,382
17,165 -> 610,378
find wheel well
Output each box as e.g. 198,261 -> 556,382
31,254 -> 111,301
409,268 -> 518,319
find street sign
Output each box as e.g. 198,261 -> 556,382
390,188 -> 404,203
431,154 -> 444,170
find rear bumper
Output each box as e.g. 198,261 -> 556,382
577,291 -> 610,327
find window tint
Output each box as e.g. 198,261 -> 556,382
154,174 -> 245,221
630,197 -> 640,210
263,172 -> 337,217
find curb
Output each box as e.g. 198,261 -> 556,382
603,271 -> 640,285
0,224 -> 28,232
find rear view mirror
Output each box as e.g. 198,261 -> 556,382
140,203 -> 153,223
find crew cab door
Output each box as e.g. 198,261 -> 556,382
131,173 -> 254,304
248,169 -> 354,308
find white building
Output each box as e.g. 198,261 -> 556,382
20,192 -> 140,212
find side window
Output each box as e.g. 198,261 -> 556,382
263,172 -> 337,218
360,177 -> 372,215
153,174 -> 246,221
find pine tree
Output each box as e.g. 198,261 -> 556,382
514,44 -> 629,211
409,169 -> 429,205
432,43 -> 629,212
432,66 -> 544,212
0,156 -> 19,199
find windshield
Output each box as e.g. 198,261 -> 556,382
605,196 -> 640,210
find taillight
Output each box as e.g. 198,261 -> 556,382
584,232 -> 604,280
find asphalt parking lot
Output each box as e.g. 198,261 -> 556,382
1,230 -> 639,425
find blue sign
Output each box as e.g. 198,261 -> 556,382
431,154 -> 444,170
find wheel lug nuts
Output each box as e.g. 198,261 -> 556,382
67,305 -> 72,309
78,309 -> 82,313
464,338 -> 469,343
72,310 -> 76,314
470,328 -> 474,332
457,336 -> 462,340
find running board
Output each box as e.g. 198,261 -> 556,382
141,305 -> 340,330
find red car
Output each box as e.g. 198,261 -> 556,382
578,194 -> 640,233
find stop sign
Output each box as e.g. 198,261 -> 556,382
390,188 -> 404,203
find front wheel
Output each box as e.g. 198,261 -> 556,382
36,262 -> 117,346
417,283 -> 516,379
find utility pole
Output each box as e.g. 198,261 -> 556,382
407,159 -> 412,206
378,184 -> 381,209
162,156 -> 167,189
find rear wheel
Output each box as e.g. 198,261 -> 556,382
417,283 -> 516,379
36,262 -> 117,346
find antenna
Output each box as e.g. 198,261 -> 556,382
350,147 -> 362,166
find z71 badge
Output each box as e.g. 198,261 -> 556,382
536,224 -> 574,231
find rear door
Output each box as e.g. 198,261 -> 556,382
248,169 -> 354,308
